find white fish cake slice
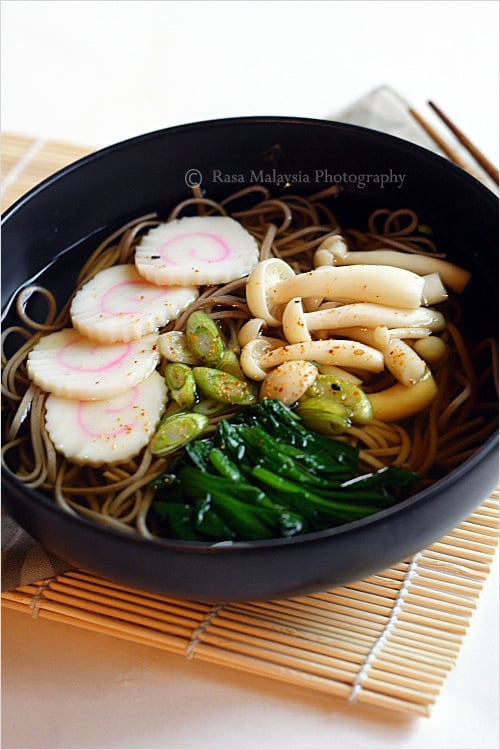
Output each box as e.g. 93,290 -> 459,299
70,264 -> 198,343
27,329 -> 160,400
45,370 -> 168,466
135,215 -> 260,286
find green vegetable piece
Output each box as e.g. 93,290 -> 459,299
193,398 -> 231,417
351,397 -> 373,425
251,466 -> 380,522
186,311 -> 225,367
209,492 -> 276,540
340,466 -> 419,503
304,375 -> 374,425
295,397 -> 351,435
195,496 -> 236,540
209,447 -> 244,482
417,224 -> 433,235
193,367 -> 257,405
149,399 -> 418,542
150,412 -> 209,456
153,502 -> 201,541
164,363 -> 197,410
222,400 -> 358,475
217,348 -> 246,381
175,463 -> 305,538
184,439 -> 212,471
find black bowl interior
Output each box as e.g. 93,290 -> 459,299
2,117 -> 498,601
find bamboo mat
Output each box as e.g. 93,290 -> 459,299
1,131 -> 499,717
1,132 -> 93,212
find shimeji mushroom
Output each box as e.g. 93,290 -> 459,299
372,325 -> 449,367
329,326 -> 430,387
261,339 -> 384,374
267,264 -> 437,310
246,257 -> 296,325
372,326 -> 433,344
239,337 -> 384,382
237,317 -> 268,347
314,237 -> 471,294
260,360 -> 319,405
412,335 -> 448,365
374,337 -> 427,386
281,297 -> 446,345
239,336 -> 287,380
245,258 -> 444,327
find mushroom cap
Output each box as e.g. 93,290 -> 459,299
246,258 -> 295,326
237,317 -> 267,347
239,336 -> 287,381
260,360 -> 318,406
314,235 -> 349,267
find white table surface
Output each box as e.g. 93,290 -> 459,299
1,2 -> 499,748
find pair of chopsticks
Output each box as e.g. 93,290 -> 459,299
409,101 -> 499,185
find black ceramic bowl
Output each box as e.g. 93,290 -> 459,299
2,117 -> 498,601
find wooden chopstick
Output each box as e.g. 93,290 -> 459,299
428,101 -> 499,184
408,106 -> 485,182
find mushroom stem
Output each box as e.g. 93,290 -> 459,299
421,273 -> 448,305
332,327 -> 428,386
271,264 -> 426,310
261,339 -> 385,374
282,297 -> 446,344
316,246 -> 471,294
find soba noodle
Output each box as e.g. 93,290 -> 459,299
2,185 -> 498,538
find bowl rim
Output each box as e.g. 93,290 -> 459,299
2,114 -> 498,554
2,114 -> 499,225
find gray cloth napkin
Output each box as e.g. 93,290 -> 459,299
330,85 -> 444,153
0,84 -> 461,592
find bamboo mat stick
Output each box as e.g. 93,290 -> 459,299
202,617 -> 449,683
412,573 -> 483,597
200,628 -> 361,678
42,588 -> 205,636
402,588 -> 475,615
39,606 -> 193,655
457,519 -> 499,538
211,617 -> 369,662
1,134 -> 93,211
375,645 -> 454,673
307,584 -> 477,614
64,571 -> 213,613
37,592 -> 199,641
193,641 -> 354,699
47,578 -> 210,624
352,689 -> 431,717
220,609 -> 371,653
230,607 -> 383,644
389,620 -> 464,649
193,643 -> 431,716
